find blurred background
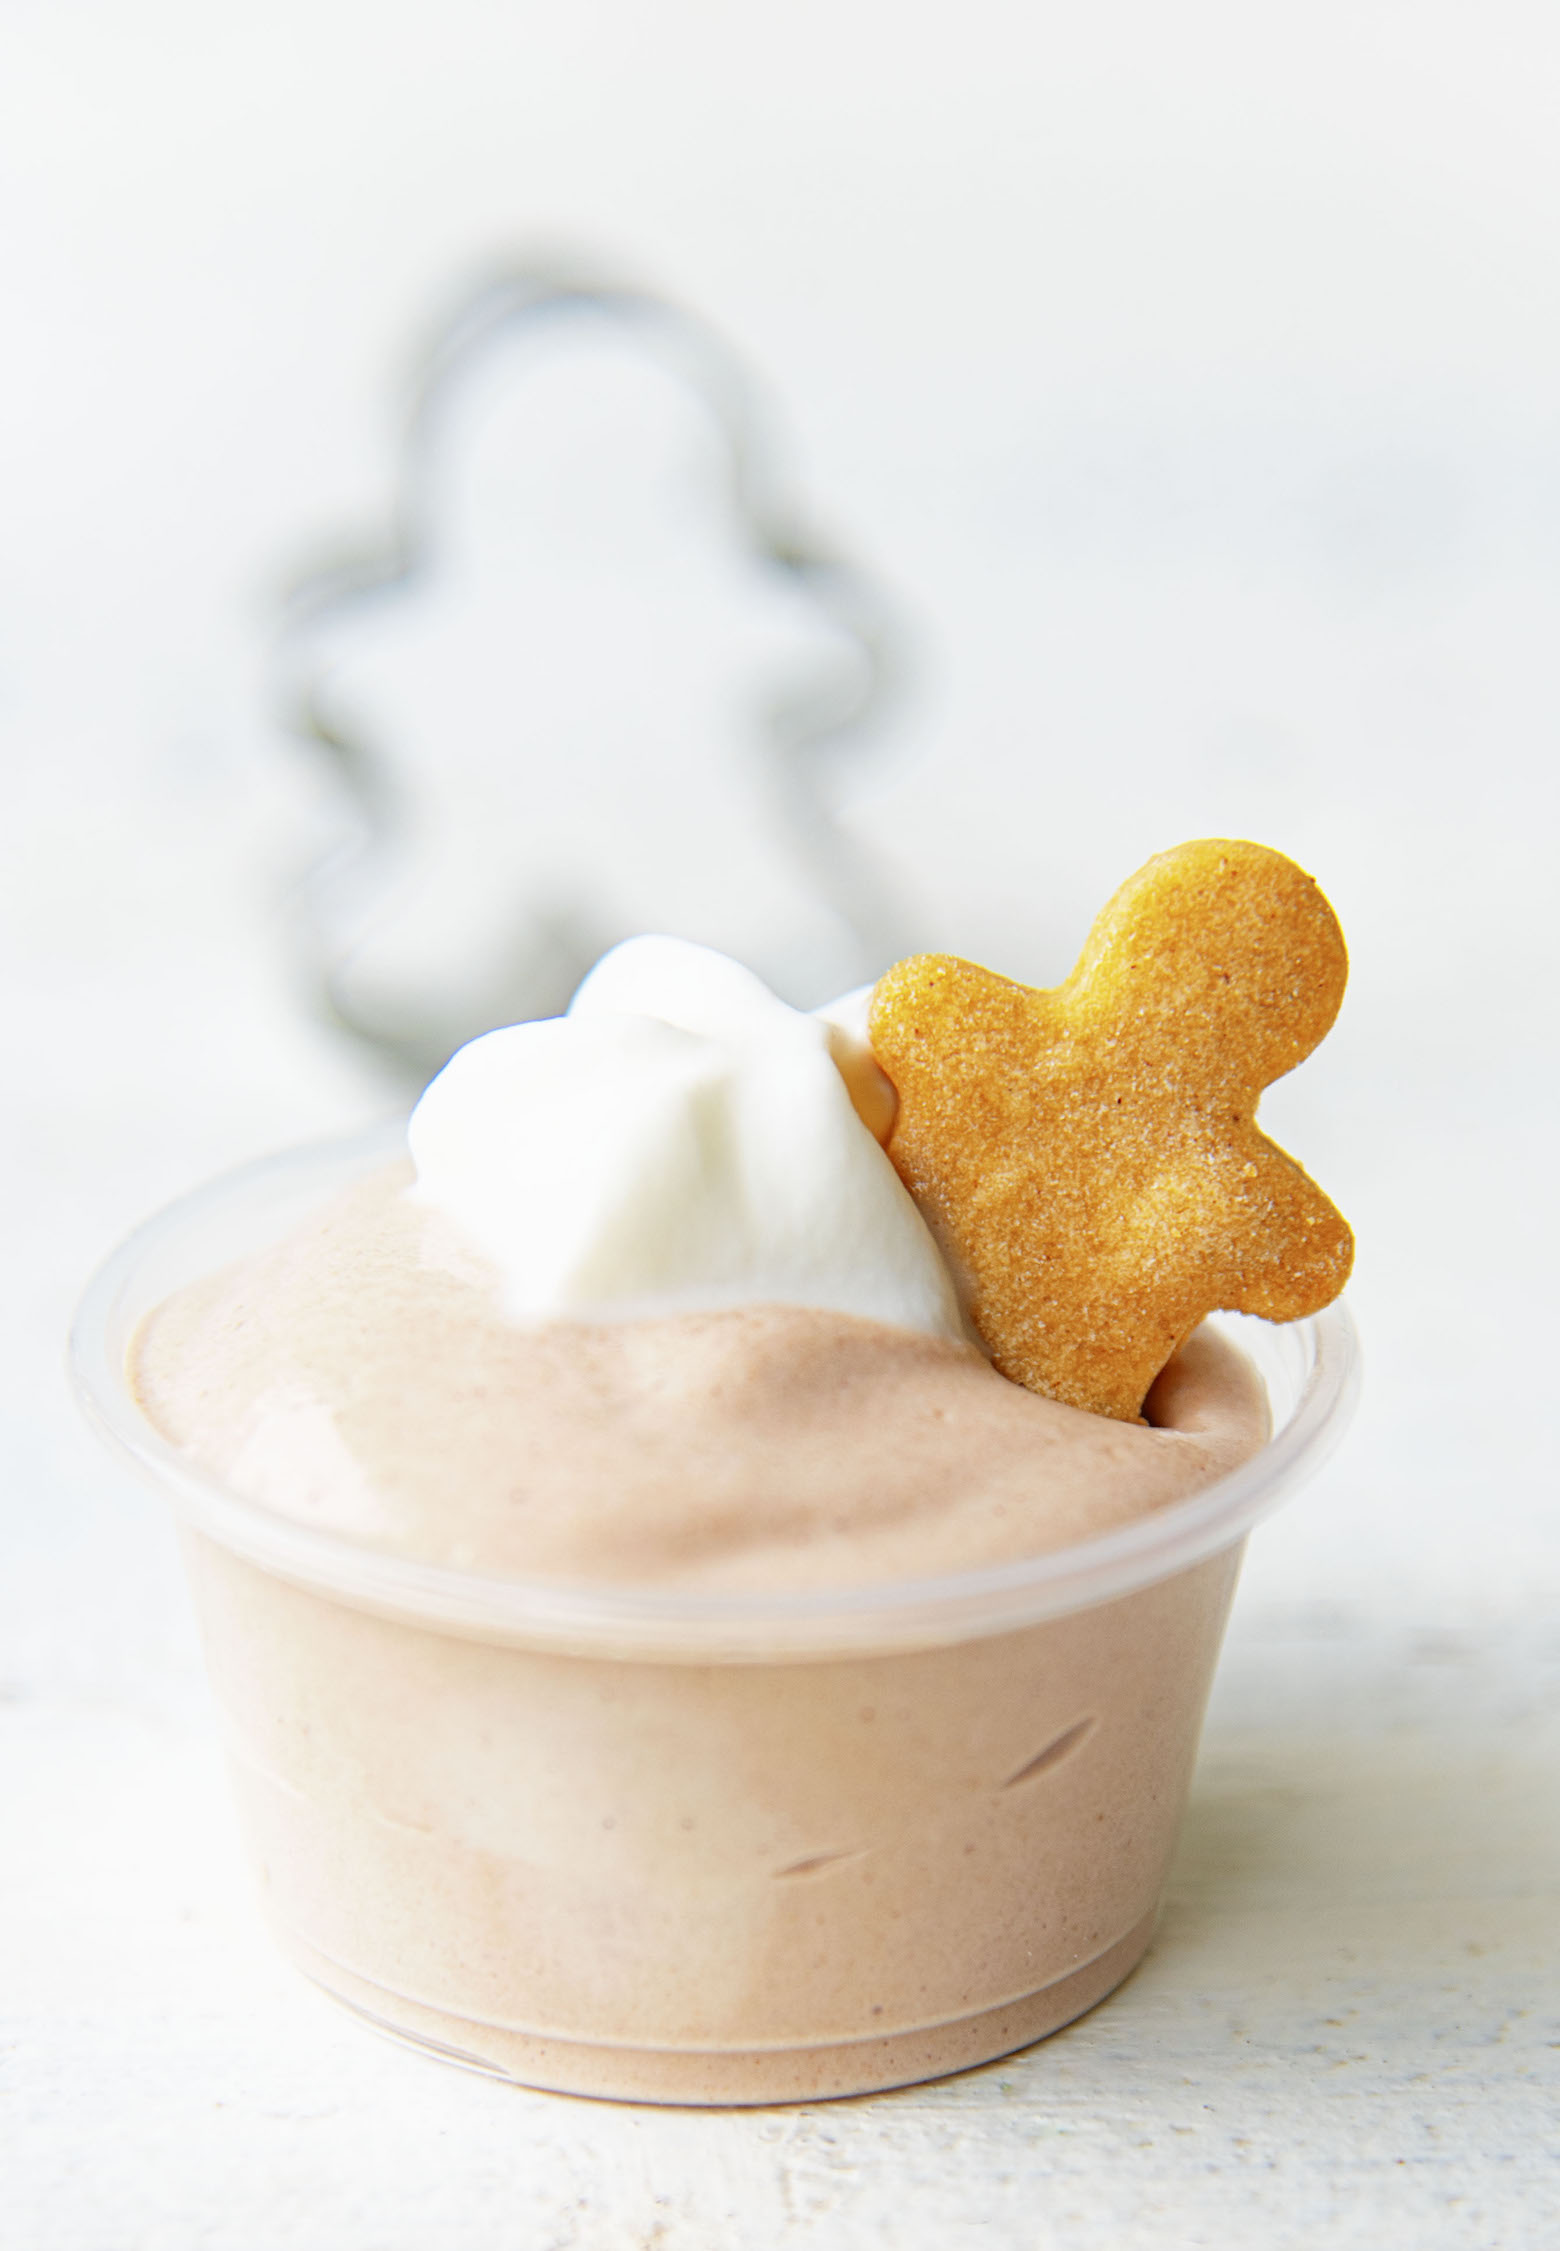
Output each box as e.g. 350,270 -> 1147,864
6,3 -> 1560,2238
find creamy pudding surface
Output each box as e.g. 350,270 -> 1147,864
133,1162 -> 1268,1591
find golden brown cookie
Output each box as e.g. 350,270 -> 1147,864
868,839 -> 1354,1421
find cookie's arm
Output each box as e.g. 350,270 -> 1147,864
1216,1134 -> 1354,1322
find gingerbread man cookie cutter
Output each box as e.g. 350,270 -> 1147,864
869,839 -> 1354,1422
272,256 -> 914,1082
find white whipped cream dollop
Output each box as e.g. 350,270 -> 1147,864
407,937 -> 968,1343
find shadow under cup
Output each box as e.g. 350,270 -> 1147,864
72,1128 -> 1359,2105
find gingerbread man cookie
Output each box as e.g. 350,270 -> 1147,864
868,839 -> 1354,1422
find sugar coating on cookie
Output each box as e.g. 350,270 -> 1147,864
867,839 -> 1354,1422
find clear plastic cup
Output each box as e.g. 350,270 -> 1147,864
71,1126 -> 1358,2104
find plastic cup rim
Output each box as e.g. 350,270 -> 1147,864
69,1123 -> 1361,1660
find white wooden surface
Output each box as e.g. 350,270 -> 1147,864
5,6 -> 1560,2243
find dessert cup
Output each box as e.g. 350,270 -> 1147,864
71,1125 -> 1358,2105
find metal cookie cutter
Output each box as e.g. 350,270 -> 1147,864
274,257 -> 914,1082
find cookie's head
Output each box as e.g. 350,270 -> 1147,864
1068,838 -> 1348,1093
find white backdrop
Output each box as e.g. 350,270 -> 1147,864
4,6 -> 1559,2245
